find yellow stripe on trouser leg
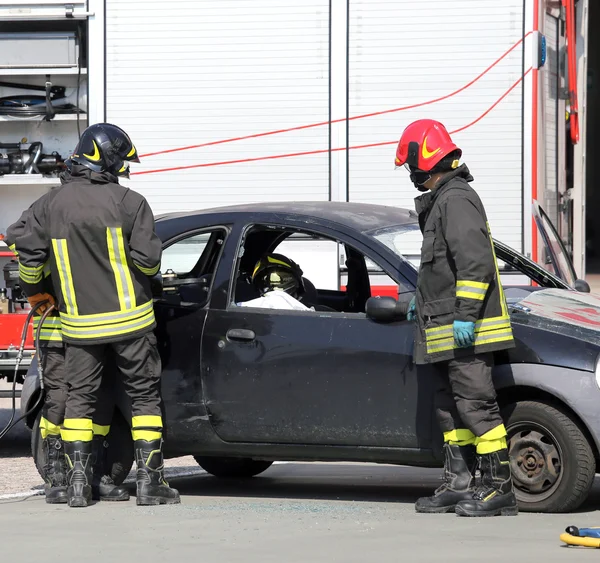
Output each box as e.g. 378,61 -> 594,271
61,418 -> 93,442
132,415 -> 163,441
475,424 -> 508,454
92,424 -> 111,437
443,428 -> 476,446
39,416 -> 61,439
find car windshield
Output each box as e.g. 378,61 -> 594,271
368,223 -> 422,269
368,222 -> 568,290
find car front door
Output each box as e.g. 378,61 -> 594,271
200,223 -> 436,450
151,226 -> 229,450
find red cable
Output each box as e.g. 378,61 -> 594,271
133,69 -> 531,177
139,32 -> 532,159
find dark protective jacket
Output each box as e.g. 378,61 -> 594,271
413,165 -> 514,364
15,165 -> 161,345
5,190 -> 62,347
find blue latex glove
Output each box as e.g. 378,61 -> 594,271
407,296 -> 416,321
453,320 -> 475,348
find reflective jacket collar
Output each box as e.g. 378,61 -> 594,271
414,164 -> 474,215
61,164 -> 120,185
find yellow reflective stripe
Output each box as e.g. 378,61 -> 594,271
116,227 -> 136,309
425,316 -> 511,336
37,329 -> 63,342
132,429 -> 162,441
33,316 -> 62,327
476,437 -> 508,454
39,416 -> 61,439
62,429 -> 93,442
132,415 -> 163,428
457,280 -> 489,290
426,330 -> 513,353
63,418 -> 93,430
443,428 -> 475,445
61,417 -> 93,442
135,262 -> 160,276
478,424 -> 507,441
8,243 -> 17,256
19,264 -> 43,284
93,424 -> 110,436
488,222 -> 509,318
60,300 -> 153,327
18,262 -> 44,275
52,239 -> 78,315
106,227 -> 136,311
61,309 -> 155,339
456,290 -> 486,300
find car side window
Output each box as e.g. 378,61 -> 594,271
160,228 -> 227,305
160,233 -> 212,276
230,225 -> 409,314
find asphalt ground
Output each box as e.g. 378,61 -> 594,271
2,395 -> 600,562
2,462 -> 600,562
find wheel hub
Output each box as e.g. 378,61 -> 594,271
507,424 -> 562,502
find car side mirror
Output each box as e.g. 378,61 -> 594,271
574,279 -> 591,293
365,296 -> 410,323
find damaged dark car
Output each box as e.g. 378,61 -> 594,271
21,201 -> 600,514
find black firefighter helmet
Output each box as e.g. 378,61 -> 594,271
251,253 -> 305,298
68,123 -> 140,178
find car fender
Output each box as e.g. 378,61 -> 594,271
493,363 -> 600,455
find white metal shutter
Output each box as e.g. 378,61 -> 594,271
542,12 -> 560,228
348,0 -> 525,256
105,0 -> 330,215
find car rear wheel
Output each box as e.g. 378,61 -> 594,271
32,408 -> 134,486
502,400 -> 596,513
194,456 -> 273,478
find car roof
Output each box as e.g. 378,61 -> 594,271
155,201 -> 418,233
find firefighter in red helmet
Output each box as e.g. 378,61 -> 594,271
395,119 -> 517,517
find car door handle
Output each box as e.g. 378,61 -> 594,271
226,328 -> 256,341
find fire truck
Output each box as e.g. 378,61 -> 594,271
0,0 -> 593,391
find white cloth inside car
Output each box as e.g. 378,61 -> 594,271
238,290 -> 313,311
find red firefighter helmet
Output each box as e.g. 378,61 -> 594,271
394,119 -> 461,172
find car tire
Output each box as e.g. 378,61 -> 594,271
502,400 -> 596,513
31,408 -> 134,486
194,456 -> 273,478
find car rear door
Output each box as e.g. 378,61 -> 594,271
200,224 -> 435,450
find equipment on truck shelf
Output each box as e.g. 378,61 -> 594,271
3,260 -> 29,312
0,79 -> 86,120
0,141 -> 64,176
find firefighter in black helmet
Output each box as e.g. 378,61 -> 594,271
395,119 -> 517,518
6,197 -> 129,504
15,123 -> 179,508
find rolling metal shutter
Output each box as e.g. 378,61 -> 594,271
105,0 -> 330,215
348,0 -> 525,257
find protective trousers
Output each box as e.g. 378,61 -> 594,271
38,347 -> 116,439
61,332 -> 163,444
432,352 -> 507,453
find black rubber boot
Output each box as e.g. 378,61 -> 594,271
64,440 -> 93,508
135,438 -> 181,506
415,443 -> 476,513
91,435 -> 130,502
455,448 -> 519,517
42,435 -> 68,504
